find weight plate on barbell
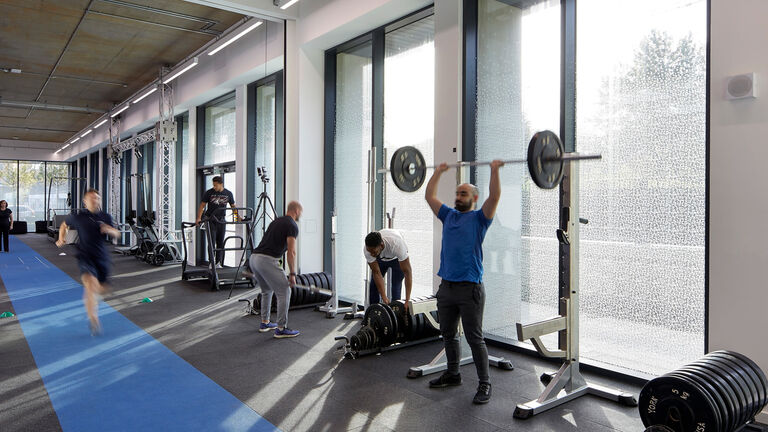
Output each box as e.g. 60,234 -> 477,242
690,359 -> 750,430
390,146 -> 426,192
677,365 -> 736,431
706,354 -> 760,422
527,130 -> 565,190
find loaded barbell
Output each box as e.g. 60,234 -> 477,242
379,130 -> 602,192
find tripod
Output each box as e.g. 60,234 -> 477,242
254,167 -> 276,236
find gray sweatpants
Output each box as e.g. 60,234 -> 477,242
249,253 -> 291,328
436,280 -> 490,383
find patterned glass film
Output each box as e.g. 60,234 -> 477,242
475,0 -> 561,344
18,161 -> 45,231
254,81 -> 277,246
204,94 -> 236,166
384,15 -> 435,299
0,161 -> 18,212
576,0 -> 706,375
334,42 -> 373,304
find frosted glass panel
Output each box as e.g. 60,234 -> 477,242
476,0 -> 561,344
254,82 -> 277,246
18,161 -> 45,230
46,163 -> 70,214
334,43 -> 372,304
576,0 -> 706,375
204,95 -> 236,166
384,16 -> 435,299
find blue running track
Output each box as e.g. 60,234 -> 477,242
0,236 -> 278,432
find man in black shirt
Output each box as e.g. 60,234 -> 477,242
56,189 -> 120,335
249,201 -> 302,338
196,176 -> 236,267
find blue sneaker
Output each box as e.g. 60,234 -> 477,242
259,322 -> 278,333
274,327 -> 300,338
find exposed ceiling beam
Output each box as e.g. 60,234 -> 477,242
88,10 -> 221,35
1,68 -> 127,87
0,125 -> 78,133
0,99 -> 106,114
182,0 -> 297,22
97,0 -> 220,27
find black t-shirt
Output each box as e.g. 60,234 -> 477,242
0,208 -> 11,228
253,216 -> 298,258
65,210 -> 113,259
201,188 -> 235,220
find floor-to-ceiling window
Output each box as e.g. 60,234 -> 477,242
0,161 -> 19,222
466,0 -> 706,376
326,7 -> 435,306
176,113 -> 190,228
18,161 -> 45,230
248,72 -> 284,246
575,0 -> 707,375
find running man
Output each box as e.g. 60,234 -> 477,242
57,188 -> 120,335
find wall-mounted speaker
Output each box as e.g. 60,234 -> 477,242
725,73 -> 757,100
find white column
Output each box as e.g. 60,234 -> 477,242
235,84 -> 248,263
431,0 -> 463,292
187,108 -> 198,265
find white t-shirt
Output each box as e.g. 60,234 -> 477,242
363,229 -> 409,263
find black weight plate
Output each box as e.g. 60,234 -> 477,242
709,351 -> 765,418
310,273 -> 323,300
366,303 -> 394,347
691,359 -> 750,429
673,368 -> 729,431
416,313 -> 425,339
707,354 -> 760,421
723,350 -> 768,406
640,374 -> 720,431
679,365 -> 736,431
383,303 -> 399,344
319,272 -> 332,300
303,274 -> 316,302
323,272 -> 334,290
389,301 -> 409,342
390,146 -> 426,192
664,371 -> 722,431
297,275 -> 308,304
527,130 -> 564,190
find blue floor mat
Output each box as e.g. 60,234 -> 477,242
0,236 -> 278,432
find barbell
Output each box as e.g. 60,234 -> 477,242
378,130 -> 602,192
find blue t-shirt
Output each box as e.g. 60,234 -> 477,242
437,204 -> 493,283
65,210 -> 113,260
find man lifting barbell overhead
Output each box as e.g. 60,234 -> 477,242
364,230 -> 413,309
424,159 -> 504,405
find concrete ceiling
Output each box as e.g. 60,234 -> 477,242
0,0 -> 245,145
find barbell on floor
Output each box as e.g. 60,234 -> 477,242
291,283 -> 333,297
378,130 -> 602,192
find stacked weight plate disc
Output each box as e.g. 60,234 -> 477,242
254,271 -> 333,311
639,350 -> 768,432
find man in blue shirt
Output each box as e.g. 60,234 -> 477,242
424,160 -> 503,404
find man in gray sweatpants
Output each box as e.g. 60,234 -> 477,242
249,201 -> 303,338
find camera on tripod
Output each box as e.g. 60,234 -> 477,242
257,166 -> 269,184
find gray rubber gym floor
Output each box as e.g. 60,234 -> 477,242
2,234 -> 646,432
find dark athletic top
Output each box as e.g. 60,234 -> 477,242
253,216 -> 298,258
201,188 -> 235,220
65,210 -> 113,260
0,208 -> 11,229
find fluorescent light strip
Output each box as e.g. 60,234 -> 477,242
133,87 -> 157,103
280,0 -> 299,10
71,137 -> 79,143
208,22 -> 262,56
80,129 -> 92,138
163,57 -> 198,84
62,144 -> 70,149
110,104 -> 129,118
94,119 -> 108,128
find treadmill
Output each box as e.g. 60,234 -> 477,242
181,207 -> 256,291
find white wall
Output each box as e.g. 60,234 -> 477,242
0,140 -> 63,161
709,0 -> 768,422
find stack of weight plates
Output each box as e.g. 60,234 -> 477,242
639,350 -> 768,432
253,272 -> 333,311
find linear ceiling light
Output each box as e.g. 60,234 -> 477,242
133,86 -> 157,103
280,0 -> 300,10
110,104 -> 129,118
62,144 -> 70,149
71,137 -> 80,143
94,119 -> 108,128
163,57 -> 199,84
208,21 -> 262,56
80,129 -> 92,138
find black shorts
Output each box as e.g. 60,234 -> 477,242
78,255 -> 110,283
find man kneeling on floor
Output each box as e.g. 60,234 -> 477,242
249,201 -> 302,338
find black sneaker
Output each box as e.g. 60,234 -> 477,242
428,372 -> 462,388
473,382 -> 492,404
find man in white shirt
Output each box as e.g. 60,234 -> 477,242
364,229 -> 413,308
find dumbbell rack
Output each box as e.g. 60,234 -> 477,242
406,297 -> 515,377
514,161 -> 637,419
